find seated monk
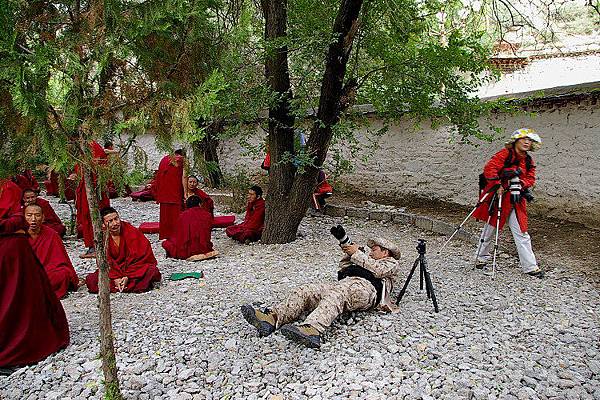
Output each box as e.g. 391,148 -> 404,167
1,179 -> 69,372
12,169 -> 40,193
85,207 -> 161,293
185,175 -> 214,215
226,185 -> 265,244
25,204 -> 79,299
130,170 -> 158,202
22,188 -> 66,237
311,169 -> 333,211
162,195 -> 216,260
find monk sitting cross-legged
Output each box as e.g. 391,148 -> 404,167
25,204 -> 79,299
225,185 -> 265,244
85,207 -> 161,293
22,188 -> 67,237
162,195 -> 217,261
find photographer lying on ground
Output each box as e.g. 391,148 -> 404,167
241,226 -> 402,349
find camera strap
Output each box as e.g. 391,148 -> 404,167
338,265 -> 383,305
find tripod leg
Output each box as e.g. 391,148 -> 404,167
423,269 -> 440,313
491,195 -> 503,279
396,258 -> 419,305
421,256 -> 431,298
419,258 -> 424,291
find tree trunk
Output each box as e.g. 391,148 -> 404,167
260,0 -> 298,244
261,0 -> 363,244
193,120 -> 224,188
82,167 -> 122,400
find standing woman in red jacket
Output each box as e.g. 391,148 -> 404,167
472,128 -> 544,277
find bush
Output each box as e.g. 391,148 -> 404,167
221,168 -> 254,213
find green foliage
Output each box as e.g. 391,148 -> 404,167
221,168 -> 255,213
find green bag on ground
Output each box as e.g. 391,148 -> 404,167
168,272 -> 204,281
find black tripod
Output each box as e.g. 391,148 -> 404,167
396,239 -> 439,313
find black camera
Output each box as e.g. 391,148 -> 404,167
508,177 -> 522,204
330,225 -> 352,246
522,188 -> 534,203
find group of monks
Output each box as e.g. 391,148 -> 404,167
0,144 -> 270,372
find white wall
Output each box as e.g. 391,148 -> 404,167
212,96 -> 600,229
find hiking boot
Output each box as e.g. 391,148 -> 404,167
280,324 -> 321,349
240,304 -> 276,337
526,268 -> 544,278
79,247 -> 96,259
475,260 -> 487,270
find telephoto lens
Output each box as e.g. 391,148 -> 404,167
509,177 -> 521,204
330,225 -> 352,245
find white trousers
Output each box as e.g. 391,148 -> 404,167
476,209 -> 538,273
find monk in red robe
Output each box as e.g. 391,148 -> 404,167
25,204 -> 79,299
311,169 -> 333,211
22,188 -> 67,237
12,169 -> 40,193
163,195 -> 216,260
85,207 -> 161,293
75,140 -> 110,258
226,185 -> 266,244
1,179 -> 69,372
156,150 -> 187,240
185,175 -> 214,215
130,170 -> 158,202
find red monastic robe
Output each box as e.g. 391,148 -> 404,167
44,170 -> 60,196
85,221 -> 161,293
156,154 -> 184,239
189,188 -> 214,215
29,226 -> 78,299
162,206 -> 214,260
473,147 -> 536,232
12,170 -> 39,192
0,181 -> 70,368
225,198 -> 266,243
75,141 -> 110,248
130,171 -> 158,202
23,197 -> 66,237
45,171 -> 77,200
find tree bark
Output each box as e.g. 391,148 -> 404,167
261,0 -> 363,244
260,0 -> 298,244
193,120 -> 224,188
82,164 -> 122,400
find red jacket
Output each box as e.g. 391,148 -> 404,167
473,148 -> 536,232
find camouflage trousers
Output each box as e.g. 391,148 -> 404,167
272,277 -> 377,333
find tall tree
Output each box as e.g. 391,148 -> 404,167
0,0 -> 239,397
259,0 -> 493,243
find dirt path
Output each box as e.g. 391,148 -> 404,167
330,191 -> 600,286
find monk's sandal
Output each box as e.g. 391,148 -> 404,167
240,304 -> 276,337
280,324 -> 321,349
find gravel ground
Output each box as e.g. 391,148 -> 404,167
1,196 -> 599,400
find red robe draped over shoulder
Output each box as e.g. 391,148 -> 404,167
24,197 -> 66,237
1,181 -> 70,368
12,170 -> 39,193
189,188 -> 214,215
472,148 -> 536,232
162,206 -> 214,259
156,154 -> 184,239
225,198 -> 265,243
29,226 -> 78,299
85,221 -> 161,293
75,141 -> 110,248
